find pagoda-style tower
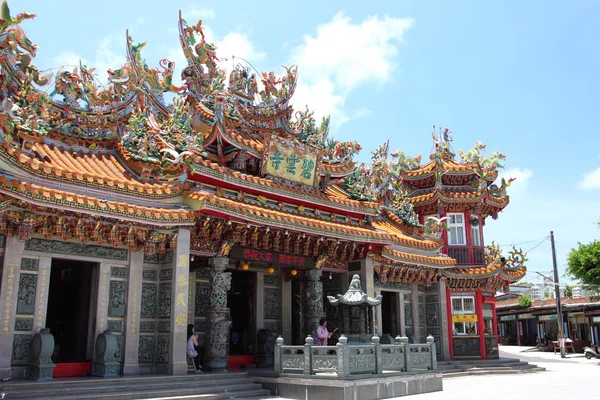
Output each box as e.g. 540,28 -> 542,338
390,128 -> 527,359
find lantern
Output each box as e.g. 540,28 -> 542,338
290,269 -> 297,276
242,263 -> 250,271
267,267 -> 275,274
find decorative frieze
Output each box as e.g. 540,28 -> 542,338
14,317 -> 33,331
159,269 -> 173,281
21,258 -> 38,271
111,266 -> 127,278
143,269 -> 158,281
139,321 -> 155,332
25,238 -> 127,261
144,251 -> 173,265
17,273 -> 37,315
108,319 -> 123,332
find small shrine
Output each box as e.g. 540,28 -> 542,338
327,275 -> 383,342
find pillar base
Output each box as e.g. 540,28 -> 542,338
26,364 -> 55,381
121,363 -> 140,376
92,362 -> 120,377
168,361 -> 188,375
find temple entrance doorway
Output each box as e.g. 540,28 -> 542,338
381,291 -> 400,338
46,259 -> 97,373
227,270 -> 255,358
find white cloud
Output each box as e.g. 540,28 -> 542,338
289,12 -> 414,128
497,168 -> 533,194
577,167 -> 600,190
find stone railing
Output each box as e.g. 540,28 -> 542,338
274,334 -> 437,377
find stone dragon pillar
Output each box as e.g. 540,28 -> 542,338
205,257 -> 231,371
304,270 -> 325,340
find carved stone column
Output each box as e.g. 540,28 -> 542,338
304,270 -> 324,340
122,250 -> 143,375
0,236 -> 25,379
206,256 -> 231,371
168,229 -> 191,375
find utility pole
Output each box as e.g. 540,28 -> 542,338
550,231 -> 566,358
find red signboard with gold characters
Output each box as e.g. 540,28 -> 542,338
229,246 -> 315,269
261,134 -> 322,190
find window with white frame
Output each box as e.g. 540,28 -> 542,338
470,215 -> 482,246
452,295 -> 477,335
447,213 -> 466,245
451,296 -> 475,314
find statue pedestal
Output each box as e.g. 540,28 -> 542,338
92,331 -> 120,377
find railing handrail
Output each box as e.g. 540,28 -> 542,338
275,334 -> 437,377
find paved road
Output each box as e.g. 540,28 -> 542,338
402,345 -> 600,400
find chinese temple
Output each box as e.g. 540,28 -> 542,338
0,3 -> 525,380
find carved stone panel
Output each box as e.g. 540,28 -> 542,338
139,321 -> 155,333
110,266 -> 127,278
108,320 -> 123,332
194,283 -> 210,318
143,269 -> 158,281
425,304 -> 439,327
264,288 -> 280,319
138,335 -> 154,363
115,335 -> 123,362
108,281 -> 126,317
21,258 -> 38,271
25,238 -> 127,260
156,335 -> 169,363
485,337 -> 499,358
196,268 -> 211,280
141,283 -> 157,318
14,318 -> 33,331
158,283 -> 172,318
157,321 -> 170,333
404,293 -> 413,327
349,354 -> 376,372
144,251 -> 173,264
159,269 -> 173,281
264,275 -> 280,287
11,334 -> 32,366
17,273 -> 37,315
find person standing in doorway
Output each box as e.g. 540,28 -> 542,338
187,324 -> 203,372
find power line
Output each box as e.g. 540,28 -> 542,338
496,235 -> 550,247
523,236 -> 550,254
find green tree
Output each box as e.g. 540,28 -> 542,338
518,295 -> 532,308
565,285 -> 574,298
566,240 -> 600,288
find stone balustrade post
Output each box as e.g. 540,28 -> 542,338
336,335 -> 349,378
274,336 -> 283,374
25,328 -> 55,380
400,335 -> 410,372
372,335 -> 382,374
427,335 -> 437,370
303,335 -> 313,375
92,330 -> 119,377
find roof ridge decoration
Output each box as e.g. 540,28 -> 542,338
341,141 -> 421,227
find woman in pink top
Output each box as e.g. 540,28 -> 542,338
314,318 -> 332,346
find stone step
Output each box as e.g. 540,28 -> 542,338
442,367 -> 546,378
2,372 -> 270,400
5,380 -> 264,399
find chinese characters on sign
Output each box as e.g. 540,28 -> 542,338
262,135 -> 320,188
229,246 -> 315,269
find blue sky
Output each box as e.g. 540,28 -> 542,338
15,0 -> 600,284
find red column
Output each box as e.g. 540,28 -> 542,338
476,290 -> 486,359
446,288 -> 454,359
490,298 -> 499,336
